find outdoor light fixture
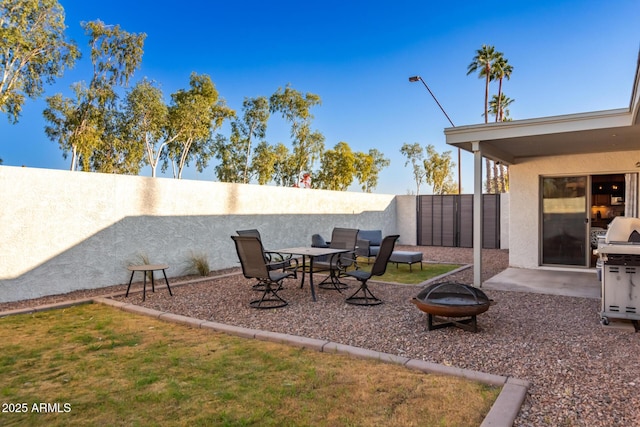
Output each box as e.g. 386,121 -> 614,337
409,75 -> 461,194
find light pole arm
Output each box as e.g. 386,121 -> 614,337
409,75 -> 461,194
409,76 -> 455,128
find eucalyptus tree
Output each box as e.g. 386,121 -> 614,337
89,106 -> 143,174
250,141 -> 292,186
214,96 -> 269,183
400,142 -> 426,194
0,0 -> 80,123
355,148 -> 390,193
238,96 -> 269,183
43,20 -> 145,172
271,144 -> 296,187
315,142 -> 356,191
122,78 -> 172,177
164,73 -> 235,179
250,141 -> 275,184
269,85 -> 325,185
424,144 -> 456,194
213,134 -> 240,182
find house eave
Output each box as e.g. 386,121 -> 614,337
445,109 -> 638,165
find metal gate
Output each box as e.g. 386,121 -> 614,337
417,194 -> 501,249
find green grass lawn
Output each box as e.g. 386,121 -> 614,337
354,258 -> 462,284
0,304 -> 498,426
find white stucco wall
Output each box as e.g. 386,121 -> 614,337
0,166 -> 400,303
395,195 -> 417,245
509,149 -> 640,268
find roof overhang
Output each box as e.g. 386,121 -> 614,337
446,50 -> 640,165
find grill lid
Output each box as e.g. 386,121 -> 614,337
605,217 -> 640,243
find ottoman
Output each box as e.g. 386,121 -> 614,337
389,251 -> 423,272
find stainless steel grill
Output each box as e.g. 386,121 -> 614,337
598,217 -> 640,330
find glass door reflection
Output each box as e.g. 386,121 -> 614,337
541,176 -> 588,266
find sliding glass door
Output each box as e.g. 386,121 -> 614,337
541,176 -> 589,266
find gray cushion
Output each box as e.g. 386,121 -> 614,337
357,230 -> 382,246
312,234 -> 328,248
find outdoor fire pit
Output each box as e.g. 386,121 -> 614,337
411,281 -> 493,332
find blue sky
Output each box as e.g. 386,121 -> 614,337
1,0 -> 639,194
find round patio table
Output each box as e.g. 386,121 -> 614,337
126,264 -> 172,301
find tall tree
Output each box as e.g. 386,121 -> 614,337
238,96 -> 269,183
213,134 -> 240,183
355,148 -> 390,193
315,141 -> 356,191
250,141 -> 276,185
467,44 -> 497,125
43,20 -> 145,172
489,93 -> 514,122
488,93 -> 514,193
424,144 -> 457,194
122,78 -> 172,177
0,0 -> 80,123
249,141 -> 292,186
164,73 -> 235,179
214,96 -> 269,183
400,142 -> 425,195
491,53 -> 513,123
467,45 -> 498,193
269,85 -> 325,185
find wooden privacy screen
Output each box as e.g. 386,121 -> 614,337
417,194 -> 500,249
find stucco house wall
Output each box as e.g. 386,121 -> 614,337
509,149 -> 640,268
0,166 -> 399,303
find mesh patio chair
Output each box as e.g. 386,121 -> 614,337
236,229 -> 298,284
345,235 -> 399,306
231,235 -> 293,309
314,227 -> 359,292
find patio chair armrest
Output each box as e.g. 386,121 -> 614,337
356,239 -> 370,257
264,251 -> 293,262
334,251 -> 358,271
266,255 -> 299,271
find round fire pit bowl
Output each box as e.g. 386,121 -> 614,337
411,281 -> 493,332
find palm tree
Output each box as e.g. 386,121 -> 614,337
491,53 -> 513,122
467,45 -> 498,192
488,93 -> 515,192
489,93 -> 514,122
467,45 -> 497,124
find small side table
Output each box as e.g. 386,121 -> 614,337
126,264 -> 172,301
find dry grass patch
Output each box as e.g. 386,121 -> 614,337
0,304 -> 499,426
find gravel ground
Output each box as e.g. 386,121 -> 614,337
2,246 -> 639,426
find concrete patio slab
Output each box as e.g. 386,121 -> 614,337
482,267 -> 600,299
483,267 -> 640,332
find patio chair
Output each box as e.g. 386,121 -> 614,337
345,235 -> 399,306
314,227 -> 359,292
231,235 -> 293,309
236,229 -> 298,283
